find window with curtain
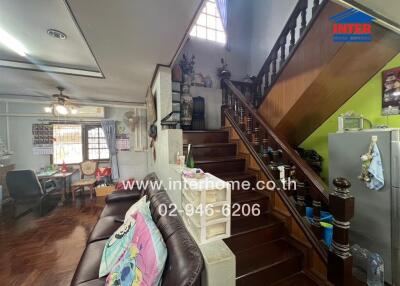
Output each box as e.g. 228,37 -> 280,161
86,126 -> 110,161
190,0 -> 227,44
53,124 -> 83,164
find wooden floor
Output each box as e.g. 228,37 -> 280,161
0,197 -> 104,286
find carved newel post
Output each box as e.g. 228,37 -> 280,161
328,178 -> 355,286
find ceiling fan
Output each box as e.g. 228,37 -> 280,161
44,86 -> 79,116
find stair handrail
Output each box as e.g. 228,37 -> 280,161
255,0 -> 328,106
222,79 -> 355,285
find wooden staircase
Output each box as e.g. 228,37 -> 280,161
183,130 -> 320,286
232,0 -> 400,146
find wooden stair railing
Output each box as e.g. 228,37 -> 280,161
221,79 -> 355,285
245,0 -> 329,106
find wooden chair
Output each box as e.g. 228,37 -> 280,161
71,161 -> 98,201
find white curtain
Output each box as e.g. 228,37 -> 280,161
101,120 -> 120,181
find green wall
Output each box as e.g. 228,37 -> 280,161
300,53 -> 400,183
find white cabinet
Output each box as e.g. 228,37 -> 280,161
181,173 -> 231,244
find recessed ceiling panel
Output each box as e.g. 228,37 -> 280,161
0,0 -> 202,102
0,0 -> 100,72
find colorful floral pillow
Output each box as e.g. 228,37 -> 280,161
99,196 -> 150,278
99,218 -> 136,278
105,212 -> 168,286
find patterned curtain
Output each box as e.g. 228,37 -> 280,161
216,0 -> 228,29
101,120 -> 120,181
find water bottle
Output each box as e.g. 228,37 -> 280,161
351,244 -> 369,280
367,252 -> 384,286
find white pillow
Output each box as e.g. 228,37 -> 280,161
124,195 -> 148,222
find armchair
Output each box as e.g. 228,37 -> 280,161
6,170 -> 60,218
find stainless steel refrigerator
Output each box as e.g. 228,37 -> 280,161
329,129 -> 400,285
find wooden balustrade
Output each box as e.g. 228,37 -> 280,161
280,36 -> 287,66
223,79 -> 328,202
295,181 -> 307,216
231,80 -> 258,106
253,122 -> 261,149
246,114 -> 253,141
289,21 -> 296,52
221,79 -> 354,285
254,0 -> 327,107
300,0 -> 308,34
262,134 -> 269,162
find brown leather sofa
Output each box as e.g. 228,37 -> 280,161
71,173 -> 204,286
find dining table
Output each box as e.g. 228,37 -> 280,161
37,169 -> 79,201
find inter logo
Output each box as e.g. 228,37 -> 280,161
330,8 -> 374,42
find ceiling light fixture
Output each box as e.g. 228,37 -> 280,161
44,106 -> 53,113
70,107 -> 78,115
47,29 -> 67,40
44,87 -> 79,116
55,104 -> 69,115
0,27 -> 28,57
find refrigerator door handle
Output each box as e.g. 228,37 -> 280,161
391,131 -> 400,188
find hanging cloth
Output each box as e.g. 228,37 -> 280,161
366,143 -> 384,190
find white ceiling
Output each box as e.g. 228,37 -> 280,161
0,0 -> 98,70
333,0 -> 400,32
353,0 -> 400,26
0,0 -> 202,103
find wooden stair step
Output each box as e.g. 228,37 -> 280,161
270,272 -> 319,286
235,239 -> 303,286
183,130 -> 229,144
231,191 -> 270,217
230,213 -> 283,237
183,143 -> 237,159
195,156 -> 245,174
225,214 -> 285,252
231,190 -> 267,202
216,172 -> 258,190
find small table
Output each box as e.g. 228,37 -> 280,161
0,164 -> 15,197
37,170 -> 79,201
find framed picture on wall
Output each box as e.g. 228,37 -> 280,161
382,67 -> 400,115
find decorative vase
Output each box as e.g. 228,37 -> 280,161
172,64 -> 183,82
181,83 -> 193,129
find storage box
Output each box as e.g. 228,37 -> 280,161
305,207 -> 333,223
181,173 -> 231,245
95,185 -> 115,197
